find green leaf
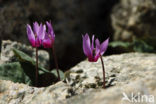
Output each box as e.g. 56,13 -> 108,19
13,48 -> 34,63
51,69 -> 65,80
109,41 -> 131,48
0,62 -> 32,85
13,48 -> 50,73
132,39 -> 154,52
13,48 -> 64,85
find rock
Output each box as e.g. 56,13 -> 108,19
0,40 -> 49,68
111,0 -> 156,48
61,52 -> 156,104
0,80 -> 73,104
60,79 -> 156,104
1,52 -> 156,104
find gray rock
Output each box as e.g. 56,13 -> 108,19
0,80 -> 73,104
1,52 -> 156,104
111,0 -> 156,47
65,53 -> 156,92
60,80 -> 156,104
62,52 -> 156,104
0,40 -> 49,68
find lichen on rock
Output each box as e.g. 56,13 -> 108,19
1,52 -> 156,104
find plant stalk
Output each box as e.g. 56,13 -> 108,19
35,47 -> 38,86
100,55 -> 105,88
52,45 -> 60,81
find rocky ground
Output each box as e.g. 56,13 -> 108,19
0,40 -> 49,69
0,52 -> 156,104
1,0 -> 156,103
112,0 -> 156,47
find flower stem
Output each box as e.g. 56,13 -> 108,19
35,47 -> 38,87
52,46 -> 60,81
100,55 -> 105,88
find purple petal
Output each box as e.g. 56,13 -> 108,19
94,48 -> 100,62
95,39 -> 100,49
46,21 -> 52,31
38,24 -> 46,40
26,24 -> 35,47
82,33 -> 92,57
42,39 -> 53,48
88,52 -> 100,62
88,57 -> 94,62
42,25 -> 46,39
33,22 -> 39,35
44,33 -> 49,39
91,35 -> 95,50
100,38 -> 109,55
46,21 -> 55,39
35,38 -> 42,47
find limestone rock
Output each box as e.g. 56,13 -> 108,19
62,52 -> 156,104
60,79 -> 156,104
1,52 -> 156,104
111,0 -> 156,48
0,40 -> 49,68
0,80 -> 73,104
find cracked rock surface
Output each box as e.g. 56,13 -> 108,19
0,52 -> 156,104
0,81 -> 73,104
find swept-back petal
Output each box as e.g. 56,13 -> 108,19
95,38 -> 101,49
100,38 -> 109,55
38,24 -> 46,40
87,38 -> 101,62
91,35 -> 95,50
26,24 -> 35,47
82,34 -> 92,57
46,21 -> 55,39
46,21 -> 52,31
33,22 -> 39,35
44,32 -> 49,39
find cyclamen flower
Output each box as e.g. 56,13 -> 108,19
26,22 -> 46,47
82,33 -> 109,62
42,21 -> 55,48
42,21 -> 60,80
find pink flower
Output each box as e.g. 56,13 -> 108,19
82,33 -> 109,62
42,21 -> 55,48
26,22 -> 46,47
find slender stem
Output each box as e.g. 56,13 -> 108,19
100,55 -> 105,88
52,45 -> 60,81
35,47 -> 38,86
